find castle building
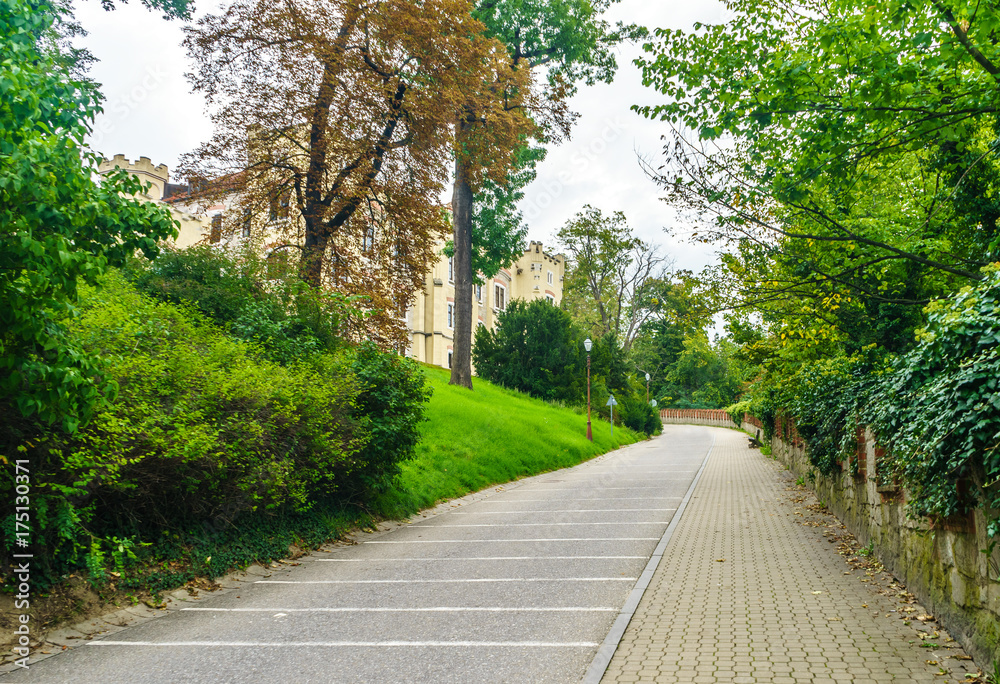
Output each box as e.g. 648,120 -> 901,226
100,156 -> 566,371
407,241 -> 565,369
97,154 -> 219,248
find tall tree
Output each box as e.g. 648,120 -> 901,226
0,0 -> 177,432
448,0 -> 645,389
558,205 -> 673,354
182,0 -> 526,348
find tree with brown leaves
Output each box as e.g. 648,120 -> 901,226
181,0 -> 527,348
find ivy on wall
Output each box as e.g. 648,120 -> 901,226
739,265 -> 1000,532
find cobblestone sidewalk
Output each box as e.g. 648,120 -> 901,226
601,427 -> 982,684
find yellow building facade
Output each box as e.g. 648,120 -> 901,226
406,240 -> 566,370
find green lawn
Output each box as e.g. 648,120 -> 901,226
376,365 -> 645,516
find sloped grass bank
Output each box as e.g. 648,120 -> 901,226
376,366 -> 644,516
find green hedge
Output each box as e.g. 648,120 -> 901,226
1,271 -> 428,587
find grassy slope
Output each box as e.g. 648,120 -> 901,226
376,365 -> 645,516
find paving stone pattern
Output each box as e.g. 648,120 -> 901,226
602,428 -> 980,684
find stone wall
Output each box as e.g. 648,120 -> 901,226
771,426 -> 1000,668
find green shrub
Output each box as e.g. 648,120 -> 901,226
1,272 -> 430,587
865,267 -> 1000,531
725,400 -> 751,427
342,343 -> 432,500
124,246 -> 359,364
619,395 -> 662,436
473,299 -> 586,402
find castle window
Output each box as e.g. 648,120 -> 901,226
447,303 -> 454,328
362,224 -> 376,252
242,208 -> 252,238
269,191 -> 290,222
210,215 -> 222,244
547,270 -> 554,285
494,283 -> 506,311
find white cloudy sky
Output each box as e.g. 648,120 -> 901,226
73,0 -> 726,273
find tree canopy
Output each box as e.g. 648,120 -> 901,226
636,0 -> 1000,355
182,0 -> 529,348
558,205 -> 672,353
447,0 -> 646,389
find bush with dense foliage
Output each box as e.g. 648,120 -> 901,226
0,0 -> 177,433
865,267 -> 1000,532
619,395 -> 662,436
0,271 -> 429,587
472,299 -> 586,403
124,246 -> 361,365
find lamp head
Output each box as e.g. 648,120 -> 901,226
645,373 -> 650,381
583,338 -> 592,353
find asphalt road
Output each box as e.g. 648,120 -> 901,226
3,425 -> 715,684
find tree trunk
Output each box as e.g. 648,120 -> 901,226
449,144 -> 474,390
299,219 -> 327,287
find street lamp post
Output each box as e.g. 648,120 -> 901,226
584,338 -> 593,442
645,372 -> 650,404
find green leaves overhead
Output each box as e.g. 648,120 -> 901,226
638,0 -> 1000,189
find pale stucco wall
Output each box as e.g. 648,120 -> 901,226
406,240 -> 566,371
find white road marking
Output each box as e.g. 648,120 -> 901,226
316,556 -> 647,561
87,641 -> 600,648
255,577 -> 637,584
182,607 -> 619,613
448,509 -> 677,514
365,538 -> 660,543
410,522 -> 665,528
474,498 -> 682,503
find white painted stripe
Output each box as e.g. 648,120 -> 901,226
449,509 -> 677,514
365,538 -> 659,543
182,607 -> 618,613
524,487 -> 680,491
255,577 -> 637,584
316,556 -> 646,561
410,522 -> 665,528
87,641 -> 599,648
475,498 -> 682,503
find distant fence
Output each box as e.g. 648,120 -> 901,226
659,408 -> 733,427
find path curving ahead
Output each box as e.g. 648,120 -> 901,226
2,426 -> 715,684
